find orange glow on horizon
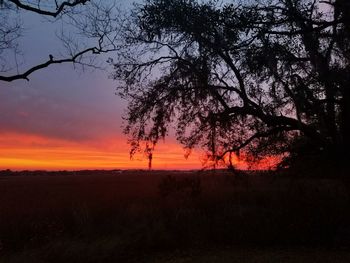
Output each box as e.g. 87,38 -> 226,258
208,152 -> 280,171
0,132 -> 278,171
0,132 -> 202,170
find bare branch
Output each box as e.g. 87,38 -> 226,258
0,47 -> 97,81
8,0 -> 90,18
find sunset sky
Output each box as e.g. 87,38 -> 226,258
0,1 -> 279,171
0,2 -> 205,170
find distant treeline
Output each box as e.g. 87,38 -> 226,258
0,169 -> 123,177
0,169 -> 273,177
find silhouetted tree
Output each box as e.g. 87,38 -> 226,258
112,0 -> 350,171
0,0 -> 122,82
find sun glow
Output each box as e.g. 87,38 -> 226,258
0,132 -> 202,170
0,132 -> 278,171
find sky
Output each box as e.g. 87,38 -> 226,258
0,0 -> 279,171
0,0 -> 207,170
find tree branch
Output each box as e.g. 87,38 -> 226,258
8,0 -> 90,18
218,126 -> 297,160
0,47 -> 98,82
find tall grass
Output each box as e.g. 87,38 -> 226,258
0,170 -> 349,262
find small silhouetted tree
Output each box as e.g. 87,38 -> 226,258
112,0 -> 350,171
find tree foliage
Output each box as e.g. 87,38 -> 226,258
113,0 -> 350,170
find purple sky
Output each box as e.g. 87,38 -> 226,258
0,2 -> 127,142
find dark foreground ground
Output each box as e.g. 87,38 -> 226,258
0,169 -> 350,262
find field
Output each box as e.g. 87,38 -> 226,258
1,170 -> 350,262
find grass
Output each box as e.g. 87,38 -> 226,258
0,170 -> 350,262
